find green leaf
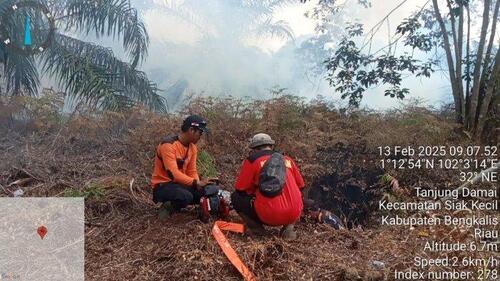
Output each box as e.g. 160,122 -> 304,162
3,52 -> 39,96
63,0 -> 149,68
40,34 -> 166,112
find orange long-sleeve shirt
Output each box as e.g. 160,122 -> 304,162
151,135 -> 200,188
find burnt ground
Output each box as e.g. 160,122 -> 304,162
83,189 -> 416,281
0,129 -> 414,281
309,142 -> 386,229
1,100 -> 496,281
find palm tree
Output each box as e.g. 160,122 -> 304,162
0,0 -> 167,112
159,0 -> 296,42
149,0 -> 296,107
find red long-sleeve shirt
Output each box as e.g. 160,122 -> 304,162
235,150 -> 305,226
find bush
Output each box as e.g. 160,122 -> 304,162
0,88 -> 65,133
1,88 -> 463,196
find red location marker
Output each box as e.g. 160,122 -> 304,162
37,225 -> 48,240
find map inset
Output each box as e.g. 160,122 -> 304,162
0,198 -> 84,281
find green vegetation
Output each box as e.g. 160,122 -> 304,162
308,0 -> 499,140
197,150 -> 219,178
0,0 -> 166,112
63,184 -> 106,200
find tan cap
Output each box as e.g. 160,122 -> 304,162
249,133 -> 275,149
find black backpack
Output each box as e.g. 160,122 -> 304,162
259,153 -> 287,198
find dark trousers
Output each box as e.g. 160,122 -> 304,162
153,182 -> 204,210
231,191 -> 262,223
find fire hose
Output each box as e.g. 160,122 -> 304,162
211,221 -> 257,281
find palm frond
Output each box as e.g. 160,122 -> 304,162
63,0 -> 149,68
160,0 -> 297,42
159,0 -> 210,35
3,52 -> 39,96
254,18 -> 295,41
40,33 -> 166,112
245,0 -> 296,15
98,92 -> 136,112
0,44 -> 5,64
0,0 -> 16,12
0,1 -> 40,96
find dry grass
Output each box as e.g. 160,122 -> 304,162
2,93 -> 492,280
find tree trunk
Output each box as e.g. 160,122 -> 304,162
446,0 -> 459,57
479,0 -> 500,87
465,6 -> 471,101
465,4 -> 471,115
432,0 -> 463,123
13,74 -> 21,96
468,0 -> 491,134
476,48 -> 500,139
457,3 -> 465,121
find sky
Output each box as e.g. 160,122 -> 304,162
47,0 -> 469,110
270,0 -> 453,108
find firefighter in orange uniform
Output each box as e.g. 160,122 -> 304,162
151,115 -> 213,219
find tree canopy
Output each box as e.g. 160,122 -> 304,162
0,0 -> 167,112
306,0 -> 499,140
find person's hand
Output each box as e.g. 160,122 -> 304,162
196,179 -> 210,190
206,177 -> 220,184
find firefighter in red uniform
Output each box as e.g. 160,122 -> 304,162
231,133 -> 305,240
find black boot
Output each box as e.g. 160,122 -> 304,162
239,213 -> 266,236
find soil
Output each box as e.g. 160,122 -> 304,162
1,103 -> 495,280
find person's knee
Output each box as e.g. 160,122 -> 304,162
152,183 -> 170,203
175,189 -> 194,208
231,192 -> 243,211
